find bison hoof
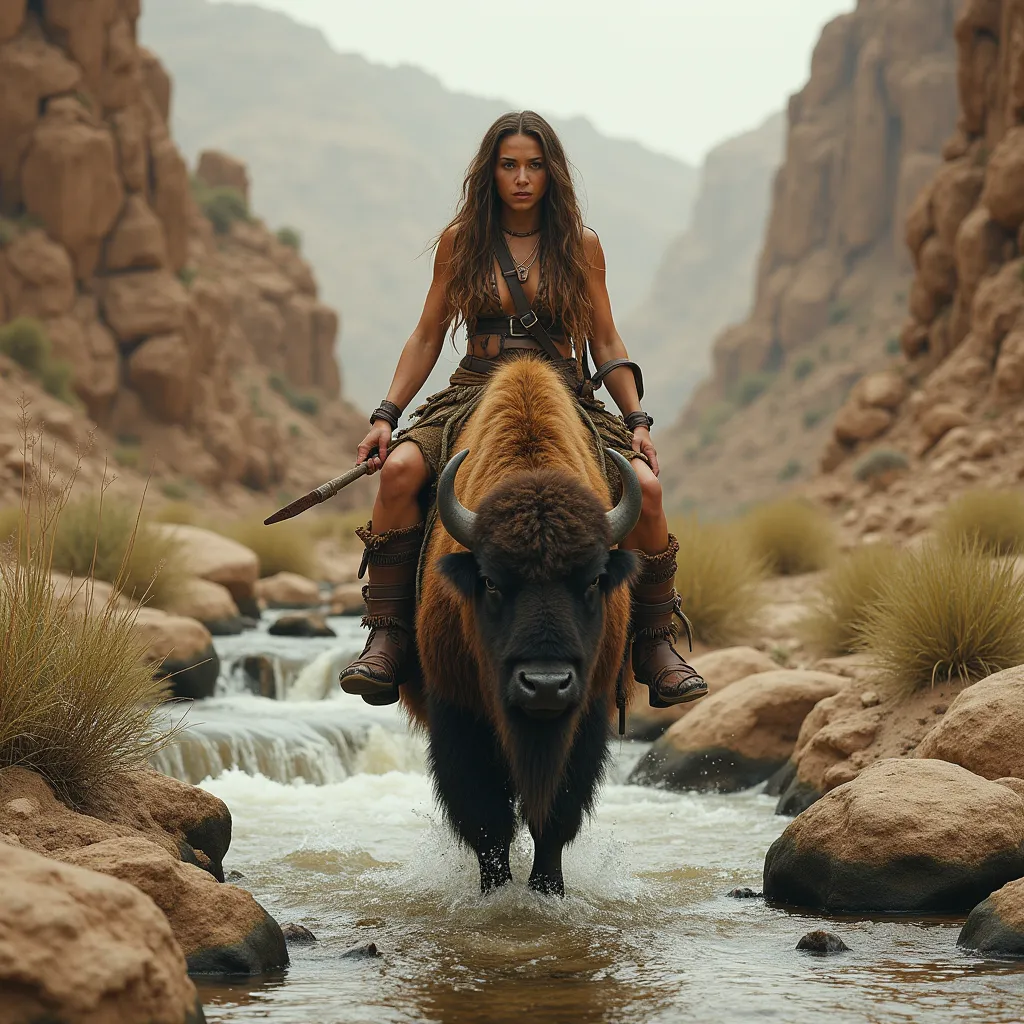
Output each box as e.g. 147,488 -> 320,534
528,874 -> 565,897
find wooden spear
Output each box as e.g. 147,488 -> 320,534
263,462 -> 371,525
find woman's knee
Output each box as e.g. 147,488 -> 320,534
635,461 -> 663,517
379,444 -> 429,501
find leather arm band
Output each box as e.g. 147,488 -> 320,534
624,410 -> 654,431
591,358 -> 645,401
370,399 -> 401,430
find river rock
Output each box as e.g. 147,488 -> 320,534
329,580 -> 366,616
241,654 -> 277,699
796,930 -> 849,954
268,613 -> 335,638
161,576 -> 245,635
628,670 -> 846,792
763,759 -> 1024,913
281,922 -> 317,945
152,524 -> 260,615
627,646 -> 779,741
916,666 -> 1024,780
134,607 -> 219,700
255,571 -> 322,609
62,837 -> 289,976
0,842 -> 205,1024
958,877 -> 1024,957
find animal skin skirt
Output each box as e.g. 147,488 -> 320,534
391,352 -> 648,506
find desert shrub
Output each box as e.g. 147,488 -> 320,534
859,540 -> 1024,696
668,516 -> 765,647
828,302 -> 850,325
0,448 -> 177,807
0,318 -> 77,404
268,372 -> 319,417
936,489 -> 1024,557
193,181 -> 249,235
114,444 -> 142,470
777,458 -> 801,482
734,372 -> 774,408
793,356 -> 815,381
852,447 -> 910,484
160,481 -> 189,501
885,336 -> 901,356
276,226 -> 302,250
803,408 -> 827,430
39,357 -> 75,403
739,499 -> 836,576
51,494 -> 184,607
799,543 -> 901,657
223,516 -> 314,578
177,266 -> 197,287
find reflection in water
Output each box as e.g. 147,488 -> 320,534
164,624 -> 1024,1024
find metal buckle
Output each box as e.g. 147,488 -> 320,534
508,316 -> 529,338
520,311 -> 539,329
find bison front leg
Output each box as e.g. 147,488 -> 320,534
426,696 -> 516,893
528,698 -> 612,897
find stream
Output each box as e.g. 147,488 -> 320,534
151,614 -> 1024,1023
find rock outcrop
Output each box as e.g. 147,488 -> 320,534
0,842 -> 205,1024
628,669 -> 846,792
959,876 -> 1024,957
0,1 -> 366,513
818,0 -> 1024,515
764,759 -> 1024,913
656,0 -> 958,518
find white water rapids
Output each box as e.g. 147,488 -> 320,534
152,615 -> 1024,1023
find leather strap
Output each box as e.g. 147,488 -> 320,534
472,316 -> 566,339
592,358 -> 645,401
493,237 -> 566,364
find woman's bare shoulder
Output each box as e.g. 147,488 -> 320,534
582,226 -> 604,267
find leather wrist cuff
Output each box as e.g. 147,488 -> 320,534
370,399 -> 401,430
624,410 -> 654,431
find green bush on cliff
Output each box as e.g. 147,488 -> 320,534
733,372 -> 775,408
799,543 -> 901,657
859,540 -> 1024,696
0,446 -> 177,808
936,488 -> 1024,557
192,179 -> 250,235
223,516 -> 315,578
51,494 -> 184,608
668,516 -> 764,646
0,317 -> 77,404
739,499 -> 836,576
276,226 -> 302,250
852,447 -> 909,484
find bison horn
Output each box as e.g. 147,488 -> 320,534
605,449 -> 643,545
437,449 -> 477,550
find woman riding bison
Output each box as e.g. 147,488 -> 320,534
340,110 -> 706,714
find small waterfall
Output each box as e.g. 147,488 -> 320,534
152,698 -> 425,786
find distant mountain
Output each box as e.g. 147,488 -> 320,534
141,0 -> 698,408
622,112 -> 785,425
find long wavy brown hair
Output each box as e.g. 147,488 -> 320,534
438,111 -> 594,362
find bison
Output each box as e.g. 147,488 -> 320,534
403,357 -> 641,896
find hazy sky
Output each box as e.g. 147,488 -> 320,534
214,0 -> 853,165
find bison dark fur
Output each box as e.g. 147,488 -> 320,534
404,357 -> 638,896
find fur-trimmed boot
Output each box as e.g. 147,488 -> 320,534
631,535 -> 708,709
338,521 -> 423,706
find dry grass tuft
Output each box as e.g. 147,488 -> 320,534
224,515 -> 315,578
799,543 -> 901,657
669,516 -> 765,646
51,493 -> 185,607
859,540 -> 1024,697
153,500 -> 202,526
0,428 -> 178,808
739,499 -> 836,576
935,488 -> 1024,556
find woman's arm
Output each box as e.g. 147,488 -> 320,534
583,229 -> 659,475
357,230 -> 455,472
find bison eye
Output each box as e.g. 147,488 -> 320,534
483,577 -> 499,594
589,576 -> 601,590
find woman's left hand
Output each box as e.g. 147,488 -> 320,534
632,427 -> 659,477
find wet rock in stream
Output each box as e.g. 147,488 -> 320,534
341,941 -> 381,960
282,923 -> 317,945
797,930 -> 850,954
727,887 -> 762,899
268,613 -> 336,638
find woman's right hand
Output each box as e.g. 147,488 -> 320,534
357,422 -> 392,475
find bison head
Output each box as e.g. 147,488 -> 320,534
436,449 -> 640,719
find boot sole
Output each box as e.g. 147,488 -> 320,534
647,683 -> 709,710
339,671 -> 397,698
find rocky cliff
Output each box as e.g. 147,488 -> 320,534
622,112 -> 785,426
813,0 -> 1024,539
0,0 -> 364,510
656,0 -> 958,519
139,0 -> 700,409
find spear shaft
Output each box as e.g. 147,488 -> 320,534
263,462 -> 371,525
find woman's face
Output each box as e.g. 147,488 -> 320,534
493,133 -> 548,213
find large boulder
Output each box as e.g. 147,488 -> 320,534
627,646 -> 779,742
127,332 -> 193,423
764,759 -> 1024,913
63,838 -> 288,976
160,577 -> 245,636
133,607 -> 219,701
255,571 -> 321,609
153,524 -> 259,615
100,269 -> 188,345
628,670 -> 846,792
196,149 -> 250,204
959,877 -> 1024,958
104,193 -> 168,271
1,228 -> 75,318
916,666 -> 1024,780
0,842 -> 204,1024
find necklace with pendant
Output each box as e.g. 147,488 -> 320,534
513,238 -> 541,282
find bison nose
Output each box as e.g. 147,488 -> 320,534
513,662 -> 579,713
